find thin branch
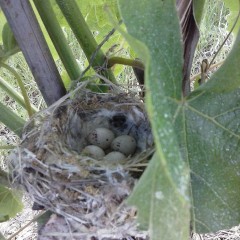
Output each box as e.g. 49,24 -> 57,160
107,57 -> 144,70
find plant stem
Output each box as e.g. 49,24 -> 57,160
190,60 -> 224,82
55,0 -> 116,83
107,57 -> 144,70
0,76 -> 38,113
0,101 -> 25,137
33,0 -> 81,81
0,62 -> 34,117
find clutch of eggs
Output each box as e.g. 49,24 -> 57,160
84,127 -> 137,162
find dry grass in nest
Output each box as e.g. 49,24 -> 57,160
9,80 -> 154,240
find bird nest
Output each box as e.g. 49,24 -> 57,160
9,81 -> 154,240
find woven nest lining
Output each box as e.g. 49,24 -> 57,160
9,82 -> 154,239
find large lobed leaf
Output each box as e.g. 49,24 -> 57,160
118,1 -> 190,240
118,0 -> 240,237
186,28 -> 240,233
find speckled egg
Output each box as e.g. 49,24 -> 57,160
87,128 -> 115,149
111,135 -> 136,156
82,145 -> 105,158
104,151 -> 126,162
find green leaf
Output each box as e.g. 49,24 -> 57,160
37,210 -> 53,230
61,69 -> 71,89
223,0 -> 240,37
0,17 -> 20,61
2,22 -> 18,52
195,36 -> 240,93
0,76 -> 38,113
55,0 -> 116,84
0,101 -> 25,137
0,9 -> 7,44
50,0 -> 128,78
52,0 -> 127,55
0,185 -> 23,222
128,153 -> 189,239
186,27 -> 240,233
118,1 -> 190,240
119,0 -> 240,236
78,0 -> 120,28
0,62 -> 35,117
193,0 -> 206,27
76,0 -> 121,50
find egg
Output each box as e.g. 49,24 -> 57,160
82,145 -> 105,158
104,151 -> 126,162
87,128 -> 115,149
111,135 -> 136,156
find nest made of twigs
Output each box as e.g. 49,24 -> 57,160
9,81 -> 154,240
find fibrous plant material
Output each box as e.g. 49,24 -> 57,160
9,80 -> 154,240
